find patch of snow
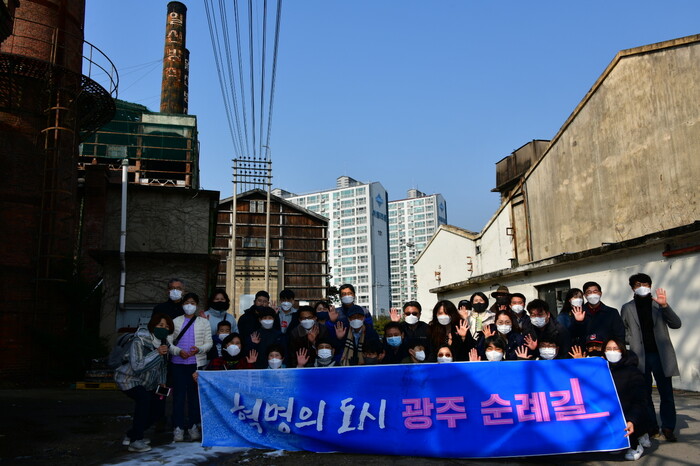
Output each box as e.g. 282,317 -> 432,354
102,442 -> 249,465
263,450 -> 286,457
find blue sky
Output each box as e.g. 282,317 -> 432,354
85,1 -> 699,231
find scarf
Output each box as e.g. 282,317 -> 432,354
340,329 -> 365,366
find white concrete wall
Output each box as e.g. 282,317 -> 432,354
438,246 -> 700,392
476,206 -> 515,275
414,228 -> 477,320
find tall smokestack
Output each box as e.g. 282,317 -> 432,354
160,1 -> 187,114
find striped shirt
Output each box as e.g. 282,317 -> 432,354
114,331 -> 167,391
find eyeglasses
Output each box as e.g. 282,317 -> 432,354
404,312 -> 419,316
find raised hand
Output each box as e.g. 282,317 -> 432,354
569,345 -> 585,359
572,305 -> 585,322
515,346 -> 531,360
389,308 -> 401,323
483,324 -> 494,338
328,307 -> 339,323
296,348 -> 309,367
469,348 -> 481,362
250,331 -> 261,344
246,349 -> 258,364
457,319 -> 470,339
335,321 -> 347,339
653,288 -> 668,308
306,324 -> 319,343
524,334 -> 538,351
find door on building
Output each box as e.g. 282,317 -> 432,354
536,280 -> 571,319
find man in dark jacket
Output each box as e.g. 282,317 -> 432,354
570,281 -> 625,346
237,290 -> 270,343
336,283 -> 373,326
621,273 -> 682,442
525,299 -> 570,358
390,301 -> 432,355
151,278 -> 185,319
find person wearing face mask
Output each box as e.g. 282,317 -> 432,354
237,290 -> 270,344
389,301 -> 432,355
276,289 -> 300,335
436,346 -> 454,364
481,309 -> 525,360
115,313 -> 173,453
339,308 -> 379,366
428,300 -> 472,362
206,321 -> 232,363
523,299 -> 570,359
621,273 -> 681,443
151,278 -> 185,320
489,285 -> 511,313
508,293 -> 533,338
468,292 -> 495,342
203,289 -> 238,337
557,288 -> 584,334
247,307 -> 284,369
168,293 -> 213,442
571,281 -> 625,348
381,322 -> 408,364
264,345 -> 286,369
203,334 -> 253,371
604,338 -> 648,460
469,335 -> 507,361
402,344 -> 427,364
311,340 -> 336,367
336,283 -> 373,327
288,306 -> 332,367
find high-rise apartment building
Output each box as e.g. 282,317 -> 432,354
388,189 -> 447,308
273,176 -> 390,316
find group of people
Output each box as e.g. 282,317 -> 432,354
114,273 -> 682,461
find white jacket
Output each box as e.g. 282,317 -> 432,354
168,315 -> 213,367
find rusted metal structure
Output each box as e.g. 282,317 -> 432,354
215,190 -> 329,315
0,0 -> 117,381
160,1 -> 188,115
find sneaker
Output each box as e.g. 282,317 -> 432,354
624,444 -> 644,461
128,439 -> 152,453
662,428 -> 677,442
122,436 -> 151,446
188,424 -> 201,441
173,426 -> 185,442
639,433 -> 651,448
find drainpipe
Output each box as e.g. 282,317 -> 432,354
119,159 -> 128,311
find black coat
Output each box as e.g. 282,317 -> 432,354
609,352 -> 647,430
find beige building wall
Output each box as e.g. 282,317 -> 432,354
525,37 -> 700,260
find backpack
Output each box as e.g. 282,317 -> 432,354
107,333 -> 137,369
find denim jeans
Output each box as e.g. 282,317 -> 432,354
123,385 -> 165,440
171,363 -> 200,429
644,351 -> 676,431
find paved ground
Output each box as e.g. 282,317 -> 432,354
0,387 -> 697,465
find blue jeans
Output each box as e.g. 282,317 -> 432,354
123,385 -> 165,440
644,351 -> 676,431
171,363 -> 200,429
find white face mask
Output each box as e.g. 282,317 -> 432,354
341,295 -> 354,305
317,348 -> 333,359
260,319 -> 274,330
300,319 -> 315,330
486,350 -> 504,362
497,322 -> 512,333
437,314 -> 451,326
605,350 -> 622,363
530,316 -> 546,328
570,298 -> 584,307
414,350 -> 426,361
169,289 -> 183,301
586,294 -> 601,305
539,347 -> 557,360
634,286 -> 651,297
218,333 -> 230,341
183,303 -> 197,315
404,315 -> 419,325
280,301 -> 293,311
268,358 -> 283,369
437,356 -> 453,363
225,345 -> 241,357
349,319 -> 364,330
510,304 -> 524,314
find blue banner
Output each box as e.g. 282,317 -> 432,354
199,359 -> 629,458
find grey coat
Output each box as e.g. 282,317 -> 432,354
620,299 -> 681,377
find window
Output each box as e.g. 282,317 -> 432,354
341,200 -> 354,208
249,200 -> 266,213
356,226 -> 368,234
341,227 -> 356,236
355,187 -> 366,195
536,280 -> 571,318
357,245 -> 368,254
242,237 -> 265,248
341,189 -> 354,199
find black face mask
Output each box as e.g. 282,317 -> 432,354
363,357 -> 378,365
496,296 -> 509,306
472,302 -> 488,313
587,350 -> 604,358
211,302 -> 230,311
